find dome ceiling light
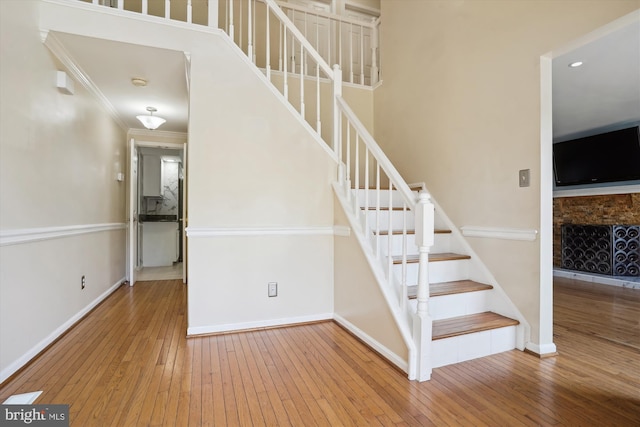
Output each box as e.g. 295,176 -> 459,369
136,106 -> 166,130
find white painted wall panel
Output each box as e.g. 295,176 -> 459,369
0,0 -> 127,381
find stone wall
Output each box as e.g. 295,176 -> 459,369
553,193 -> 640,267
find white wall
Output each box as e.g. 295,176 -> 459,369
0,0 -> 127,382
374,0 -> 639,347
186,36 -> 337,333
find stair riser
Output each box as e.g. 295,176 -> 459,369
429,291 -> 491,320
364,210 -> 415,231
376,233 -> 451,256
431,326 -> 517,368
392,259 -> 470,285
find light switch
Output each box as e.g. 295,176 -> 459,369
268,282 -> 278,297
519,169 -> 530,187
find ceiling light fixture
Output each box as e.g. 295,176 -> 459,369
568,61 -> 583,68
136,107 -> 166,130
131,77 -> 148,87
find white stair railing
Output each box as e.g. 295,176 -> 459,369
335,96 -> 435,381
223,0 -> 335,143
89,0 -> 206,26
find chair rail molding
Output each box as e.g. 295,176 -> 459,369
0,223 -> 127,247
460,226 -> 538,241
186,226 -> 343,237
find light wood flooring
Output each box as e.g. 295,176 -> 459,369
1,277 -> 639,426
136,263 -> 184,281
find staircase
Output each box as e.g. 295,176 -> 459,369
352,186 -> 520,370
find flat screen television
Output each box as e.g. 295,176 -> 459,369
553,125 -> 640,186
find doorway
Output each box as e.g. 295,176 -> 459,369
540,10 -> 640,352
128,140 -> 187,285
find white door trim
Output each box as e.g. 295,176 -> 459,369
537,9 -> 640,356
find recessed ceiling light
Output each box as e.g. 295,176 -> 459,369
131,77 -> 148,87
568,61 -> 583,68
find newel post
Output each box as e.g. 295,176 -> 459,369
333,64 -> 344,186
413,191 -> 434,381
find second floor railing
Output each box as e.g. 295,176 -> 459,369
222,0 -> 380,86
274,1 -> 380,86
85,0 -> 381,86
84,0 -> 216,26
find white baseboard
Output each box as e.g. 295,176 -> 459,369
554,268 -> 640,289
187,313 -> 333,336
525,341 -> 558,356
0,278 -> 125,384
332,314 -> 408,374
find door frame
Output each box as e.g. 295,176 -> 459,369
127,139 -> 188,285
127,138 -> 139,286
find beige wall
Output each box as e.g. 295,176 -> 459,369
333,196 -> 408,365
0,0 -> 127,381
375,0 -> 639,345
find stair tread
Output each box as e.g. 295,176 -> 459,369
361,206 -> 407,211
432,312 -> 519,340
407,280 -> 493,299
392,252 -> 471,264
374,229 -> 451,235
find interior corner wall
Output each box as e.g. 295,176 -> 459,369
333,196 -> 408,364
0,1 -> 127,382
374,0 -> 639,345
186,37 -> 337,333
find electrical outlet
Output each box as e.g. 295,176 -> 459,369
81,275 -> 86,290
268,282 -> 278,297
519,169 -> 530,187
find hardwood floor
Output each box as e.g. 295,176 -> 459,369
1,277 -> 639,426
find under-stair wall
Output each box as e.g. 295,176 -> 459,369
333,195 -> 410,371
186,35 -> 340,334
